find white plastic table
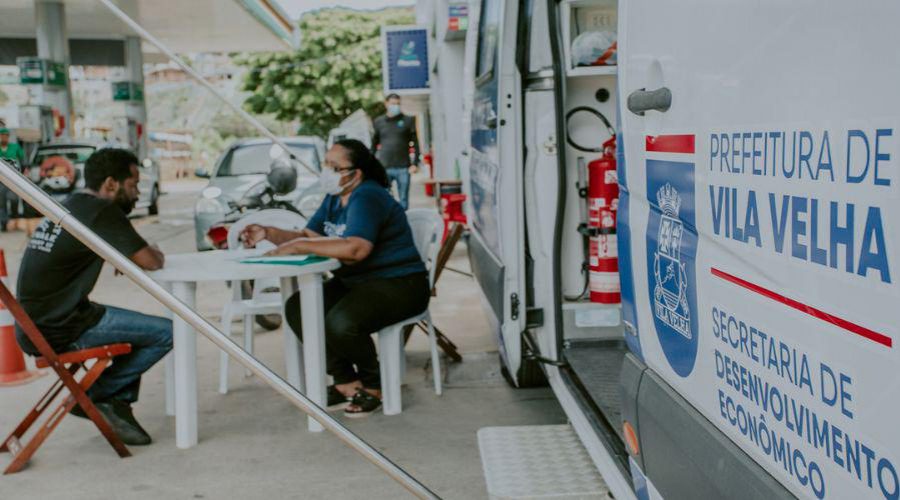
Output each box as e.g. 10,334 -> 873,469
148,250 -> 340,448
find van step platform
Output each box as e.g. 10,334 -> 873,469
477,425 -> 610,499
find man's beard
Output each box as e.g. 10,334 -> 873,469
115,187 -> 135,214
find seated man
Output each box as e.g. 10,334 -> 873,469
15,148 -> 172,446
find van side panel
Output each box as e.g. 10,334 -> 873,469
468,231 -> 506,325
619,1 -> 900,497
618,352 -> 644,471
632,357 -> 793,500
616,161 -> 642,359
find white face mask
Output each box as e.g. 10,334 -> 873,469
320,168 -> 351,195
387,104 -> 401,117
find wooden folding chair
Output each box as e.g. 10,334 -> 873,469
0,280 -> 131,474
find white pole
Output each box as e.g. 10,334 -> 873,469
95,0 -> 318,177
35,1 -> 74,139
0,159 -> 435,499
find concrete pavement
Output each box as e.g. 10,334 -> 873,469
0,180 -> 565,499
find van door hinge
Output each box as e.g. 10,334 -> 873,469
511,293 -> 520,321
542,134 -> 557,155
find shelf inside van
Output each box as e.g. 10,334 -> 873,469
567,65 -> 617,77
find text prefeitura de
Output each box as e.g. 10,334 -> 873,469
706,129 -> 893,284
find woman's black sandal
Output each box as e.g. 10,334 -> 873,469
344,389 -> 382,418
327,385 -> 351,411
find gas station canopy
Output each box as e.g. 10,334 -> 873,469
0,0 -> 296,65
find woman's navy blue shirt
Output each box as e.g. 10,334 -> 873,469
306,179 -> 426,284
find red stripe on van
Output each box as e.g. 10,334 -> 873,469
645,135 -> 695,154
711,267 -> 892,348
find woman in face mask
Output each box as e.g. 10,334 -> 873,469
240,139 -> 429,417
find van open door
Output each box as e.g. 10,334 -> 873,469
467,0 -> 528,382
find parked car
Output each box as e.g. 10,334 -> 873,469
28,141 -> 161,215
193,136 -> 326,251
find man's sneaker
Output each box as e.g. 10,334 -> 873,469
110,401 -> 152,444
69,400 -> 152,446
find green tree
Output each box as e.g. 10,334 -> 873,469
236,7 -> 414,138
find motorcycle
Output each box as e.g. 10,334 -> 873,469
204,159 -> 303,249
206,159 -> 307,331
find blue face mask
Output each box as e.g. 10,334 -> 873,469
387,104 -> 401,117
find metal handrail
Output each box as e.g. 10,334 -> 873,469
95,0 -> 318,177
0,159 -> 438,499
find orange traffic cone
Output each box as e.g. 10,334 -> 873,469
0,249 -> 43,386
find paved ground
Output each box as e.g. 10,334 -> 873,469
0,178 -> 565,499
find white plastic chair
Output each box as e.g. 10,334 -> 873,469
218,209 -> 307,394
377,208 -> 444,415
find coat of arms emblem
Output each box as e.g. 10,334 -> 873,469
652,183 -> 691,339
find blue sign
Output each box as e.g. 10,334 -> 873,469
382,27 -> 430,94
645,158 -> 699,377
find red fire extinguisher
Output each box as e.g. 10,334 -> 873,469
566,106 -> 620,304
588,136 -> 620,304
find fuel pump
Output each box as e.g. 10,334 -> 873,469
17,105 -> 55,145
112,116 -> 142,154
565,106 -> 620,304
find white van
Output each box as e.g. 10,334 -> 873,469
452,0 -> 900,498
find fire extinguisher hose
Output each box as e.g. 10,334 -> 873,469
564,106 -> 615,152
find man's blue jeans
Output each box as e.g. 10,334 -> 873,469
387,166 -> 411,210
68,306 -> 173,404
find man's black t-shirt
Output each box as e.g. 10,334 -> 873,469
15,192 -> 148,353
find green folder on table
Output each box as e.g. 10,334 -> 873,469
239,254 -> 329,266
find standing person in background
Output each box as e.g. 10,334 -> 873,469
0,128 -> 25,232
371,93 -> 420,210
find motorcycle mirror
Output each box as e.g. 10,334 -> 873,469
267,164 -> 298,195
269,143 -> 290,161
202,186 -> 223,199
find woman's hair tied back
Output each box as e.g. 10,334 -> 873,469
334,138 -> 389,188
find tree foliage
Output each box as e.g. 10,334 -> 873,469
236,7 -> 414,138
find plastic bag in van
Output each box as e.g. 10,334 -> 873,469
572,30 -> 617,66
